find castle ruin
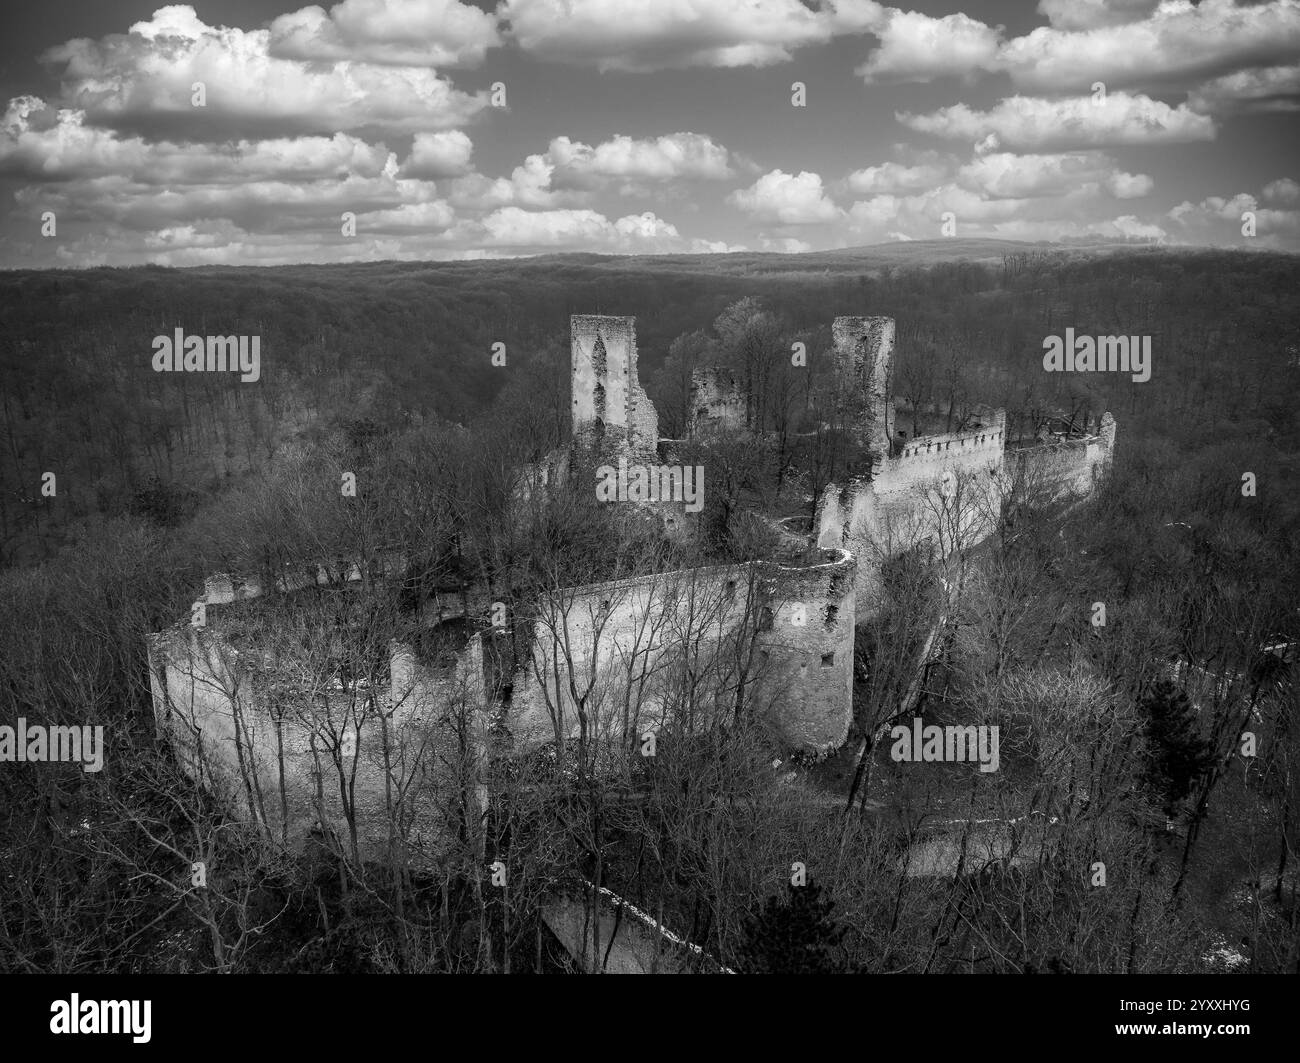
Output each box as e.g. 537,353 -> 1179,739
148,309 -> 1115,861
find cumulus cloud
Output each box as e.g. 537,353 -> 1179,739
1167,186 -> 1300,246
269,0 -> 502,67
402,131 -> 474,178
467,206 -> 731,254
1188,63 -> 1300,114
1035,0 -> 1159,32
956,151 -> 1152,199
856,10 -> 1002,83
1262,177 -> 1300,204
1000,0 -> 1300,93
501,0 -> 883,72
546,132 -> 735,182
728,169 -> 842,224
845,182 -> 1170,243
1104,171 -> 1155,198
845,160 -> 949,195
40,5 -> 487,139
0,99 -> 395,183
898,93 -> 1216,151
27,199 -> 736,267
844,149 -> 1168,245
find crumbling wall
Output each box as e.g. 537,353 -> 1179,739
571,314 -> 658,460
505,565 -> 746,750
833,316 -> 895,455
147,622 -> 486,866
752,549 -> 856,751
199,552 -> 407,609
689,367 -> 747,435
1011,412 -> 1116,503
505,553 -> 855,754
816,420 -> 1006,620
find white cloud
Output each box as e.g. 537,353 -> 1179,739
403,131 -> 474,178
1263,177 -> 1300,204
547,132 -> 735,182
899,93 -> 1216,151
728,169 -> 842,224
41,5 -> 487,138
501,0 -> 884,72
441,132 -> 738,209
269,0 -> 502,67
856,10 -> 1002,83
956,151 -> 1152,199
1167,186 -> 1300,246
1104,171 -> 1154,198
1035,0 -> 1159,32
759,236 -> 814,252
1000,0 -> 1300,93
469,206 -> 723,254
1188,64 -> 1300,114
358,199 -> 457,232
0,99 -> 395,183
846,161 -> 949,195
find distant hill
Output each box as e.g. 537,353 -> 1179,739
493,237 -> 1230,277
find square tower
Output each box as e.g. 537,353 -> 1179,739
571,315 -> 657,458
832,316 -> 895,456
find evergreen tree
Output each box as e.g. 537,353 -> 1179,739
1140,679 -> 1215,815
738,880 -> 850,973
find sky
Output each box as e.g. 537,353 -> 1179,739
0,0 -> 1297,267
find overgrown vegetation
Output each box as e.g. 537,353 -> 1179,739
1,244 -> 1296,972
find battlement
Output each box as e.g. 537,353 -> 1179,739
896,425 -> 1004,464
1011,412 -> 1117,501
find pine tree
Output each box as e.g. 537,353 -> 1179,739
737,880 -> 850,973
1140,679 -> 1215,815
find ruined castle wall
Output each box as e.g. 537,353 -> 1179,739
833,317 -> 895,454
630,382 -> 659,457
571,315 -> 658,459
816,422 -> 1006,621
147,624 -> 485,866
752,550 -> 856,750
1012,412 -> 1116,503
505,553 -> 855,753
201,552 -> 407,608
689,367 -> 747,435
505,565 -> 748,750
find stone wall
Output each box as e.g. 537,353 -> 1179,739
752,549 -> 856,750
816,418 -> 1006,620
1011,412 -> 1116,502
571,314 -> 658,460
502,550 -> 855,753
833,316 -> 895,455
147,619 -> 486,866
689,366 -> 747,435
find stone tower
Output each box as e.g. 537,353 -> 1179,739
571,314 -> 658,459
832,316 -> 895,456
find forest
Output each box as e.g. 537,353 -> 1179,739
1,240 -> 1297,973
